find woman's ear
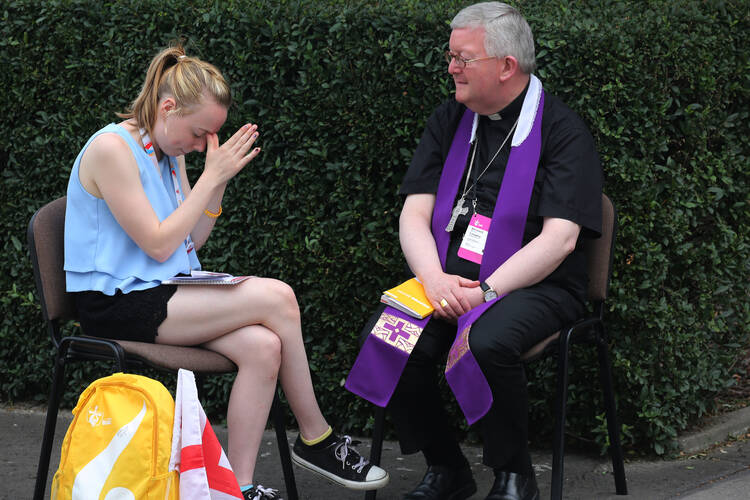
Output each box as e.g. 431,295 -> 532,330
160,96 -> 177,117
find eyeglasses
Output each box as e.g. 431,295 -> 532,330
444,51 -> 496,68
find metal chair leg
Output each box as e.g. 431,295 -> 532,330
365,406 -> 386,500
550,329 -> 572,500
271,389 -> 298,500
597,332 -> 627,495
33,352 -> 67,500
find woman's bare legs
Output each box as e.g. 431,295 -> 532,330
156,277 -> 329,484
190,324 -> 281,484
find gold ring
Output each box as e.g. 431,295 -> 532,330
440,298 -> 448,308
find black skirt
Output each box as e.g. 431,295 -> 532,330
73,285 -> 178,343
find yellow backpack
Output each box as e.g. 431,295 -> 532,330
51,373 -> 179,500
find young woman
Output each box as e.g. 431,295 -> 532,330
64,43 -> 387,500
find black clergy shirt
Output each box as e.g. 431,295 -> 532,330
399,83 -> 603,303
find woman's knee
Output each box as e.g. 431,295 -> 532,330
245,278 -> 299,319
236,328 -> 282,374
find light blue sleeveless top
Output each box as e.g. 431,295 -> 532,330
64,123 -> 201,295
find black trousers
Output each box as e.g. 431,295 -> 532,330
360,281 -> 584,474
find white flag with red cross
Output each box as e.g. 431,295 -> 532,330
169,369 -> 243,500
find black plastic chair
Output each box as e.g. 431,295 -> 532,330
28,196 -> 298,500
365,193 -> 627,500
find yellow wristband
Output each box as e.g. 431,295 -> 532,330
204,205 -> 222,218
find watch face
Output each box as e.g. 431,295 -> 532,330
484,290 -> 498,301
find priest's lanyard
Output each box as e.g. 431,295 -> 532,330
445,115 -> 519,233
139,127 -> 195,254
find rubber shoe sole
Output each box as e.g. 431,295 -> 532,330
291,449 -> 390,491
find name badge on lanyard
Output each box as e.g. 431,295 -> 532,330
457,213 -> 491,264
140,128 -> 195,254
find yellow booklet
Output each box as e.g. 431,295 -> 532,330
380,278 -> 434,319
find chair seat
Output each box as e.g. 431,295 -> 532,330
521,331 -> 561,363
71,336 -> 237,373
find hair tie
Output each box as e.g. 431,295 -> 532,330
178,55 -> 187,60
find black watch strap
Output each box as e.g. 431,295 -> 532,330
480,281 -> 498,302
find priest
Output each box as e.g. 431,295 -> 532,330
347,3 -> 603,500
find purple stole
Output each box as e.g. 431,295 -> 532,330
346,76 -> 545,425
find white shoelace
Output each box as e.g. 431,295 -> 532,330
249,484 -> 280,500
334,435 -> 368,473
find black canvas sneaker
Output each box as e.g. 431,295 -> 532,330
291,434 -> 389,490
242,484 -> 282,500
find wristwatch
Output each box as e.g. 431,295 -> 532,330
480,281 -> 498,302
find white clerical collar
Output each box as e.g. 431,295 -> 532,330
487,112 -> 502,120
469,74 -> 542,145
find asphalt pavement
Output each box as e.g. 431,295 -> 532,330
2,404 -> 749,499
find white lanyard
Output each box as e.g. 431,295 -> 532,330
139,128 -> 195,254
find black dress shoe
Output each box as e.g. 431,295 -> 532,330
404,464 -> 477,500
485,471 -> 539,500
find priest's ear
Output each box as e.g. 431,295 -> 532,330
496,55 -> 520,82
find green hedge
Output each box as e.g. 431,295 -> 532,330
1,0 -> 747,456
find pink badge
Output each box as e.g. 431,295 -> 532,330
457,213 -> 492,264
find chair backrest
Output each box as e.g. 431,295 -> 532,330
27,197 -> 75,325
585,193 -> 617,304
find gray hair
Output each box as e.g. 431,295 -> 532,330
450,2 -> 536,74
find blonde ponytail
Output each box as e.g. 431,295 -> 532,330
118,43 -> 231,137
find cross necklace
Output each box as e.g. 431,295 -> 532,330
445,116 -> 519,232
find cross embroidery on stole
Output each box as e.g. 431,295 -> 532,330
371,313 -> 422,354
